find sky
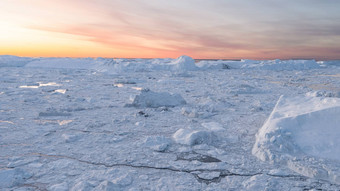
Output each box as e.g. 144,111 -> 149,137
1,0 -> 340,60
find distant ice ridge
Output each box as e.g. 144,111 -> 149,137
252,95 -> 340,183
196,59 -> 322,70
1,55 -> 333,71
95,55 -> 197,74
0,55 -> 34,67
240,59 -> 321,70
25,57 -> 97,69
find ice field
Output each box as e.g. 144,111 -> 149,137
1,55 -> 340,190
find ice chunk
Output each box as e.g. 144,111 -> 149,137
170,55 -> 197,72
129,89 -> 186,108
173,128 -> 215,146
252,95 -> 340,183
173,122 -> 225,146
144,136 -> 172,152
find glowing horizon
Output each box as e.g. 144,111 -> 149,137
1,0 -> 340,60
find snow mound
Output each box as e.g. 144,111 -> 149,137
242,59 -> 321,70
129,89 -> 186,108
25,57 -> 97,69
252,95 -> 340,183
170,55 -> 197,72
173,122 -> 224,146
0,55 -> 34,67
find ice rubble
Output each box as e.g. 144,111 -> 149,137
253,95 -> 340,183
128,89 -> 186,108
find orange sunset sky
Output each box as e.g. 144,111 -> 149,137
1,0 -> 340,60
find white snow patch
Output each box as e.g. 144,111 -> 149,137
252,95 -> 340,183
129,89 -> 186,108
39,82 -> 61,87
19,85 -> 39,89
53,89 -> 67,94
19,82 -> 62,89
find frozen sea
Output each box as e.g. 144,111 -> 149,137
0,55 -> 340,190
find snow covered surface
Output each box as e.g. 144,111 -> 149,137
1,55 -> 340,190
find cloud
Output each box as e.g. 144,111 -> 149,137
3,0 -> 340,59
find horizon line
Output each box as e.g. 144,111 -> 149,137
1,54 -> 339,61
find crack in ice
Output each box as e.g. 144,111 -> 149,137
28,152 -> 263,184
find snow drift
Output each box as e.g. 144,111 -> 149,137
252,95 -> 340,183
